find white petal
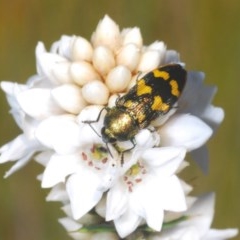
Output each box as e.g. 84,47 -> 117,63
191,146 -> 209,174
3,151 -> 34,178
34,150 -> 53,166
163,49 -> 180,64
58,217 -> 90,240
106,180 -> 129,221
135,129 -> 159,149
1,81 -> 27,97
1,81 -> 28,128
185,193 -> 215,231
204,228 -> 239,239
159,114 -> 213,151
17,88 -> 64,119
50,35 -> 73,58
35,115 -> 81,154
145,208 -> 164,232
0,134 -> 42,177
51,61 -> 73,84
132,185 -> 165,231
114,208 -> 142,238
58,217 -> 82,232
46,183 -> 69,202
201,105 -> 224,129
160,175 -> 187,211
162,193 -> 215,239
76,104 -> 104,123
0,134 -> 31,163
178,71 -> 221,126
36,42 -> 69,84
142,147 -> 186,176
52,84 -> 87,114
66,172 -> 103,219
41,154 -> 80,188
132,175 -> 185,230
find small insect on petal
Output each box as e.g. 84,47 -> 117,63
84,64 -> 187,162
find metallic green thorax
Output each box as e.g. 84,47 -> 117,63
101,107 -> 138,143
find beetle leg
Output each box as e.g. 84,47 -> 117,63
82,107 -> 108,124
120,138 -> 136,165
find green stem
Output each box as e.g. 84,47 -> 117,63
78,215 -> 188,234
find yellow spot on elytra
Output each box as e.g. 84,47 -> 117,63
151,95 -> 162,111
153,70 -> 170,80
160,103 -> 170,112
137,79 -> 152,96
151,96 -> 170,112
170,79 -> 180,97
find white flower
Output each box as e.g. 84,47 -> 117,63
148,193 -> 238,240
0,14 -> 234,240
105,147 -> 187,238
0,82 -> 45,177
37,107 -> 120,220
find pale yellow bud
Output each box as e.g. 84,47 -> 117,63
82,80 -> 109,105
105,65 -> 131,93
137,50 -> 161,72
70,61 -> 101,86
116,43 -> 140,72
147,41 -> 166,65
91,15 -> 121,52
52,84 -> 87,114
108,94 -> 123,107
92,46 -> 115,76
121,27 -> 143,48
71,36 -> 93,62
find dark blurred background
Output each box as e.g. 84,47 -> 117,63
0,0 -> 239,239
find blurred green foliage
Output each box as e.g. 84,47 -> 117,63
0,0 -> 239,239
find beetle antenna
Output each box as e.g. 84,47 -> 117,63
87,123 -> 101,138
106,143 -> 113,158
